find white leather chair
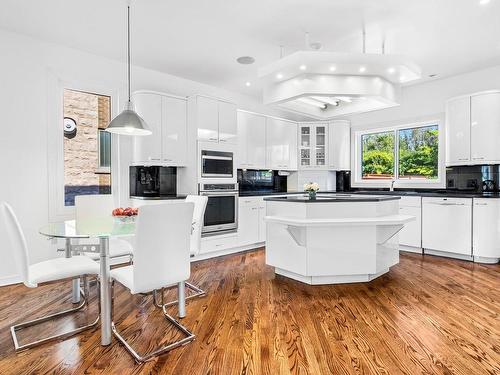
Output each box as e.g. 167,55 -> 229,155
75,195 -> 133,262
110,202 -> 195,362
155,195 -> 208,309
1,202 -> 100,351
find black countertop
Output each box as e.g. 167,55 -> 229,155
239,191 -> 300,197
264,194 -> 401,203
130,195 -> 187,200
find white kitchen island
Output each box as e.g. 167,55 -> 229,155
264,194 -> 414,285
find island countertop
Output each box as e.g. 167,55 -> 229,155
263,193 -> 401,203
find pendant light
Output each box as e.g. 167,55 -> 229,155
106,3 -> 151,136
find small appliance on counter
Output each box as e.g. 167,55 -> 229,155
130,166 -> 177,199
237,169 -> 287,195
335,171 -> 351,192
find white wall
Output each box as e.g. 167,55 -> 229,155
0,28 -> 299,285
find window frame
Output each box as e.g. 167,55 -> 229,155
352,119 -> 445,189
97,129 -> 112,173
47,74 -> 120,221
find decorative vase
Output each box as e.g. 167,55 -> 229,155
308,191 -> 317,200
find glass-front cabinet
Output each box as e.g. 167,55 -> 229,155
299,123 -> 329,169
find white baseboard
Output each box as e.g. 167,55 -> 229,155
192,242 -> 264,262
0,274 -> 21,287
400,245 -> 423,254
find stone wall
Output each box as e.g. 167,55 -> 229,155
63,89 -> 111,205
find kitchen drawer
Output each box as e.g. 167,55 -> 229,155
422,197 -> 471,206
399,196 -> 421,207
201,234 -> 239,254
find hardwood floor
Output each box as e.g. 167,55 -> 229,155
0,249 -> 498,375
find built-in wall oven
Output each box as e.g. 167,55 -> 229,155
199,183 -> 238,236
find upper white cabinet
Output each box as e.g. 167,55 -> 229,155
266,118 -> 298,170
470,92 -> 500,163
446,91 -> 500,166
237,111 -> 266,169
133,92 -> 187,166
328,120 -> 351,170
298,123 -> 328,169
194,96 -> 237,144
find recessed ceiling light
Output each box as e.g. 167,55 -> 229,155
359,66 -> 366,73
245,81 -> 251,87
299,65 -> 307,71
329,65 -> 336,72
387,67 -> 395,74
479,0 -> 491,5
276,73 -> 284,79
236,56 -> 255,64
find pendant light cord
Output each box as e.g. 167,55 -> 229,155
127,5 -> 131,102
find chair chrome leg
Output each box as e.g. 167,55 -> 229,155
10,275 -> 100,351
111,295 -> 196,363
153,282 -> 206,309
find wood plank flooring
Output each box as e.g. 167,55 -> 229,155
0,249 -> 498,375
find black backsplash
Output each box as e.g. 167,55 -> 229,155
237,169 -> 287,194
446,165 -> 500,192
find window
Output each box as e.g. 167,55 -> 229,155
63,89 -> 112,206
357,122 -> 441,186
361,131 -> 395,180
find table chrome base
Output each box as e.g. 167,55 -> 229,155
11,276 -> 99,351
153,282 -> 206,310
111,281 -> 196,363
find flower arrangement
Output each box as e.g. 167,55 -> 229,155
303,182 -> 320,200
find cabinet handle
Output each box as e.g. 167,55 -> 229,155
475,203 -> 488,206
472,157 -> 484,160
150,158 -> 161,161
251,207 -> 258,210
220,139 -> 227,142
458,158 -> 469,161
209,137 -> 218,141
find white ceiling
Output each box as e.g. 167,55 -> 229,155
2,0 -> 500,100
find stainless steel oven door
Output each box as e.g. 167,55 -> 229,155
200,191 -> 238,235
201,150 -> 234,178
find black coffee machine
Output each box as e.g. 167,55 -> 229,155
335,171 -> 351,192
129,166 -> 177,198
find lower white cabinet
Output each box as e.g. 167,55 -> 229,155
472,199 -> 500,262
238,198 -> 260,245
258,200 -> 266,242
422,197 -> 472,256
398,196 -> 422,249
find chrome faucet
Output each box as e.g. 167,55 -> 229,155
390,179 -> 396,192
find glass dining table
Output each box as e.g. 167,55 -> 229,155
39,217 -> 136,346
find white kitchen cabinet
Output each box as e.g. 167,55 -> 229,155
472,199 -> 500,263
446,96 -> 470,165
422,197 -> 472,256
237,111 -> 266,169
266,118 -> 297,170
299,123 -> 328,169
328,120 -> 351,170
133,92 -> 162,162
194,96 -> 237,144
196,96 -> 219,142
258,199 -> 266,242
218,101 -> 237,144
398,196 -> 422,249
162,96 -> 187,165
470,92 -> 500,163
238,198 -> 260,245
133,92 -> 187,166
446,91 -> 500,166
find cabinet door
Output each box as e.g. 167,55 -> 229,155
246,114 -> 266,168
315,124 -> 327,167
299,125 -> 313,168
445,96 -> 470,165
284,121 -> 298,170
473,199 -> 500,259
196,96 -> 219,142
238,200 -> 260,245
399,206 -> 421,248
422,197 -> 472,255
162,96 -> 187,166
218,101 -> 237,144
329,121 -> 351,170
133,93 -> 162,162
236,111 -> 249,167
258,200 -> 266,242
471,92 -> 500,163
267,118 -> 297,170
